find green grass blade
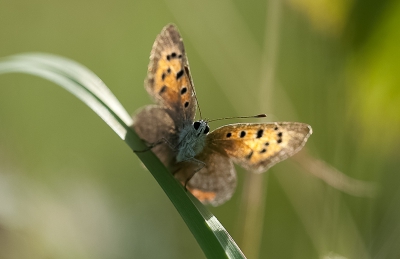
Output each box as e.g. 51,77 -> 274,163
0,53 -> 246,259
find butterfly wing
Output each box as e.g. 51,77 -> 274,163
206,122 -> 312,173
132,105 -> 178,167
133,106 -> 237,206
173,147 -> 237,206
146,24 -> 197,126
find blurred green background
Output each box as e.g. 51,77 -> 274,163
1,0 -> 400,258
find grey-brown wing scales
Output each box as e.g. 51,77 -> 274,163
173,147 -> 237,206
132,105 -> 178,168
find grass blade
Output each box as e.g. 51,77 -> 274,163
0,53 -> 246,259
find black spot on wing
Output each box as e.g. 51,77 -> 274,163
226,132 -> 232,138
159,85 -> 167,94
256,129 -> 263,138
277,132 -> 283,143
240,131 -> 246,138
176,69 -> 184,80
260,148 -> 267,153
171,52 -> 177,58
180,87 -> 187,94
184,101 -> 189,108
161,73 -> 166,81
246,150 -> 254,159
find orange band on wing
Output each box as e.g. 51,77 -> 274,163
188,188 -> 216,203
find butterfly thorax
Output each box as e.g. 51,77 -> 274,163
176,120 -> 210,162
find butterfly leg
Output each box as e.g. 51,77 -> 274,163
133,137 -> 176,153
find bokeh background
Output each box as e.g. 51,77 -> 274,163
1,0 -> 400,258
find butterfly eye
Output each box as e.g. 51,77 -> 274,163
203,126 -> 210,134
193,121 -> 201,130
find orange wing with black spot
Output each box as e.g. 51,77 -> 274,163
176,122 -> 311,205
206,122 -> 312,173
145,24 -> 196,126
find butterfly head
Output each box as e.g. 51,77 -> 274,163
193,120 -> 210,136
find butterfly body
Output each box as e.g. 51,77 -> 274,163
132,24 -> 312,206
176,120 -> 209,162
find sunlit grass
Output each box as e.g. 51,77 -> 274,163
0,53 -> 245,259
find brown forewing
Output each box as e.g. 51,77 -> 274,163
145,24 -> 196,127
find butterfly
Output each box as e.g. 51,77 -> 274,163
132,24 -> 312,206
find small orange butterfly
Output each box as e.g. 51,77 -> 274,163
133,24 -> 312,206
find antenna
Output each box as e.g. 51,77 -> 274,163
193,90 -> 203,119
208,114 -> 267,123
185,66 -> 203,119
